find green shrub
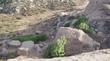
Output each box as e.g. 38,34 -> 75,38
44,36 -> 67,58
74,16 -> 93,33
12,34 -> 48,43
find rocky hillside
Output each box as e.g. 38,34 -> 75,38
0,0 -> 110,61
0,0 -> 89,15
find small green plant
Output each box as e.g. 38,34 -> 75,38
44,36 -> 67,58
12,34 -> 48,43
74,16 -> 93,33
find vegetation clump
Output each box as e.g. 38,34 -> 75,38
74,16 -> 93,33
12,34 -> 48,43
44,36 -> 67,58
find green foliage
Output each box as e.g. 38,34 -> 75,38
44,36 -> 67,58
74,16 -> 93,33
12,34 -> 48,43
0,0 -> 12,4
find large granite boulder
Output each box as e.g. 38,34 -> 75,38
55,27 -> 100,56
7,49 -> 110,61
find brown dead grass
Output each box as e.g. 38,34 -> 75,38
0,10 -> 59,34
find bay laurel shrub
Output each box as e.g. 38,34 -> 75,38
12,34 -> 48,43
74,16 -> 93,33
44,36 -> 67,58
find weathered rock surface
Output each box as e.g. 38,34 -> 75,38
55,27 -> 100,55
17,41 -> 35,57
7,49 -> 110,61
7,40 -> 21,48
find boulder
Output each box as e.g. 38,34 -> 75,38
7,49 -> 110,61
55,27 -> 100,56
17,41 -> 35,57
7,40 -> 21,48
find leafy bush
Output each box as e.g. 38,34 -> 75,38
74,16 -> 93,33
44,36 -> 67,58
12,34 -> 48,43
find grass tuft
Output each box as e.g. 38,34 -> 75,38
12,34 -> 48,43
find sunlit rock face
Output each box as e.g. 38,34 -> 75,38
0,0 -> 89,14
7,49 -> 110,61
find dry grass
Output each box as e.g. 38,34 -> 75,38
0,10 -> 58,34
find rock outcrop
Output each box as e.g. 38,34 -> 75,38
7,49 -> 110,61
55,27 -> 100,56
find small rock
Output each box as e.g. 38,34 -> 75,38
20,41 -> 34,49
17,41 -> 35,57
0,48 -> 8,57
7,40 -> 21,48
